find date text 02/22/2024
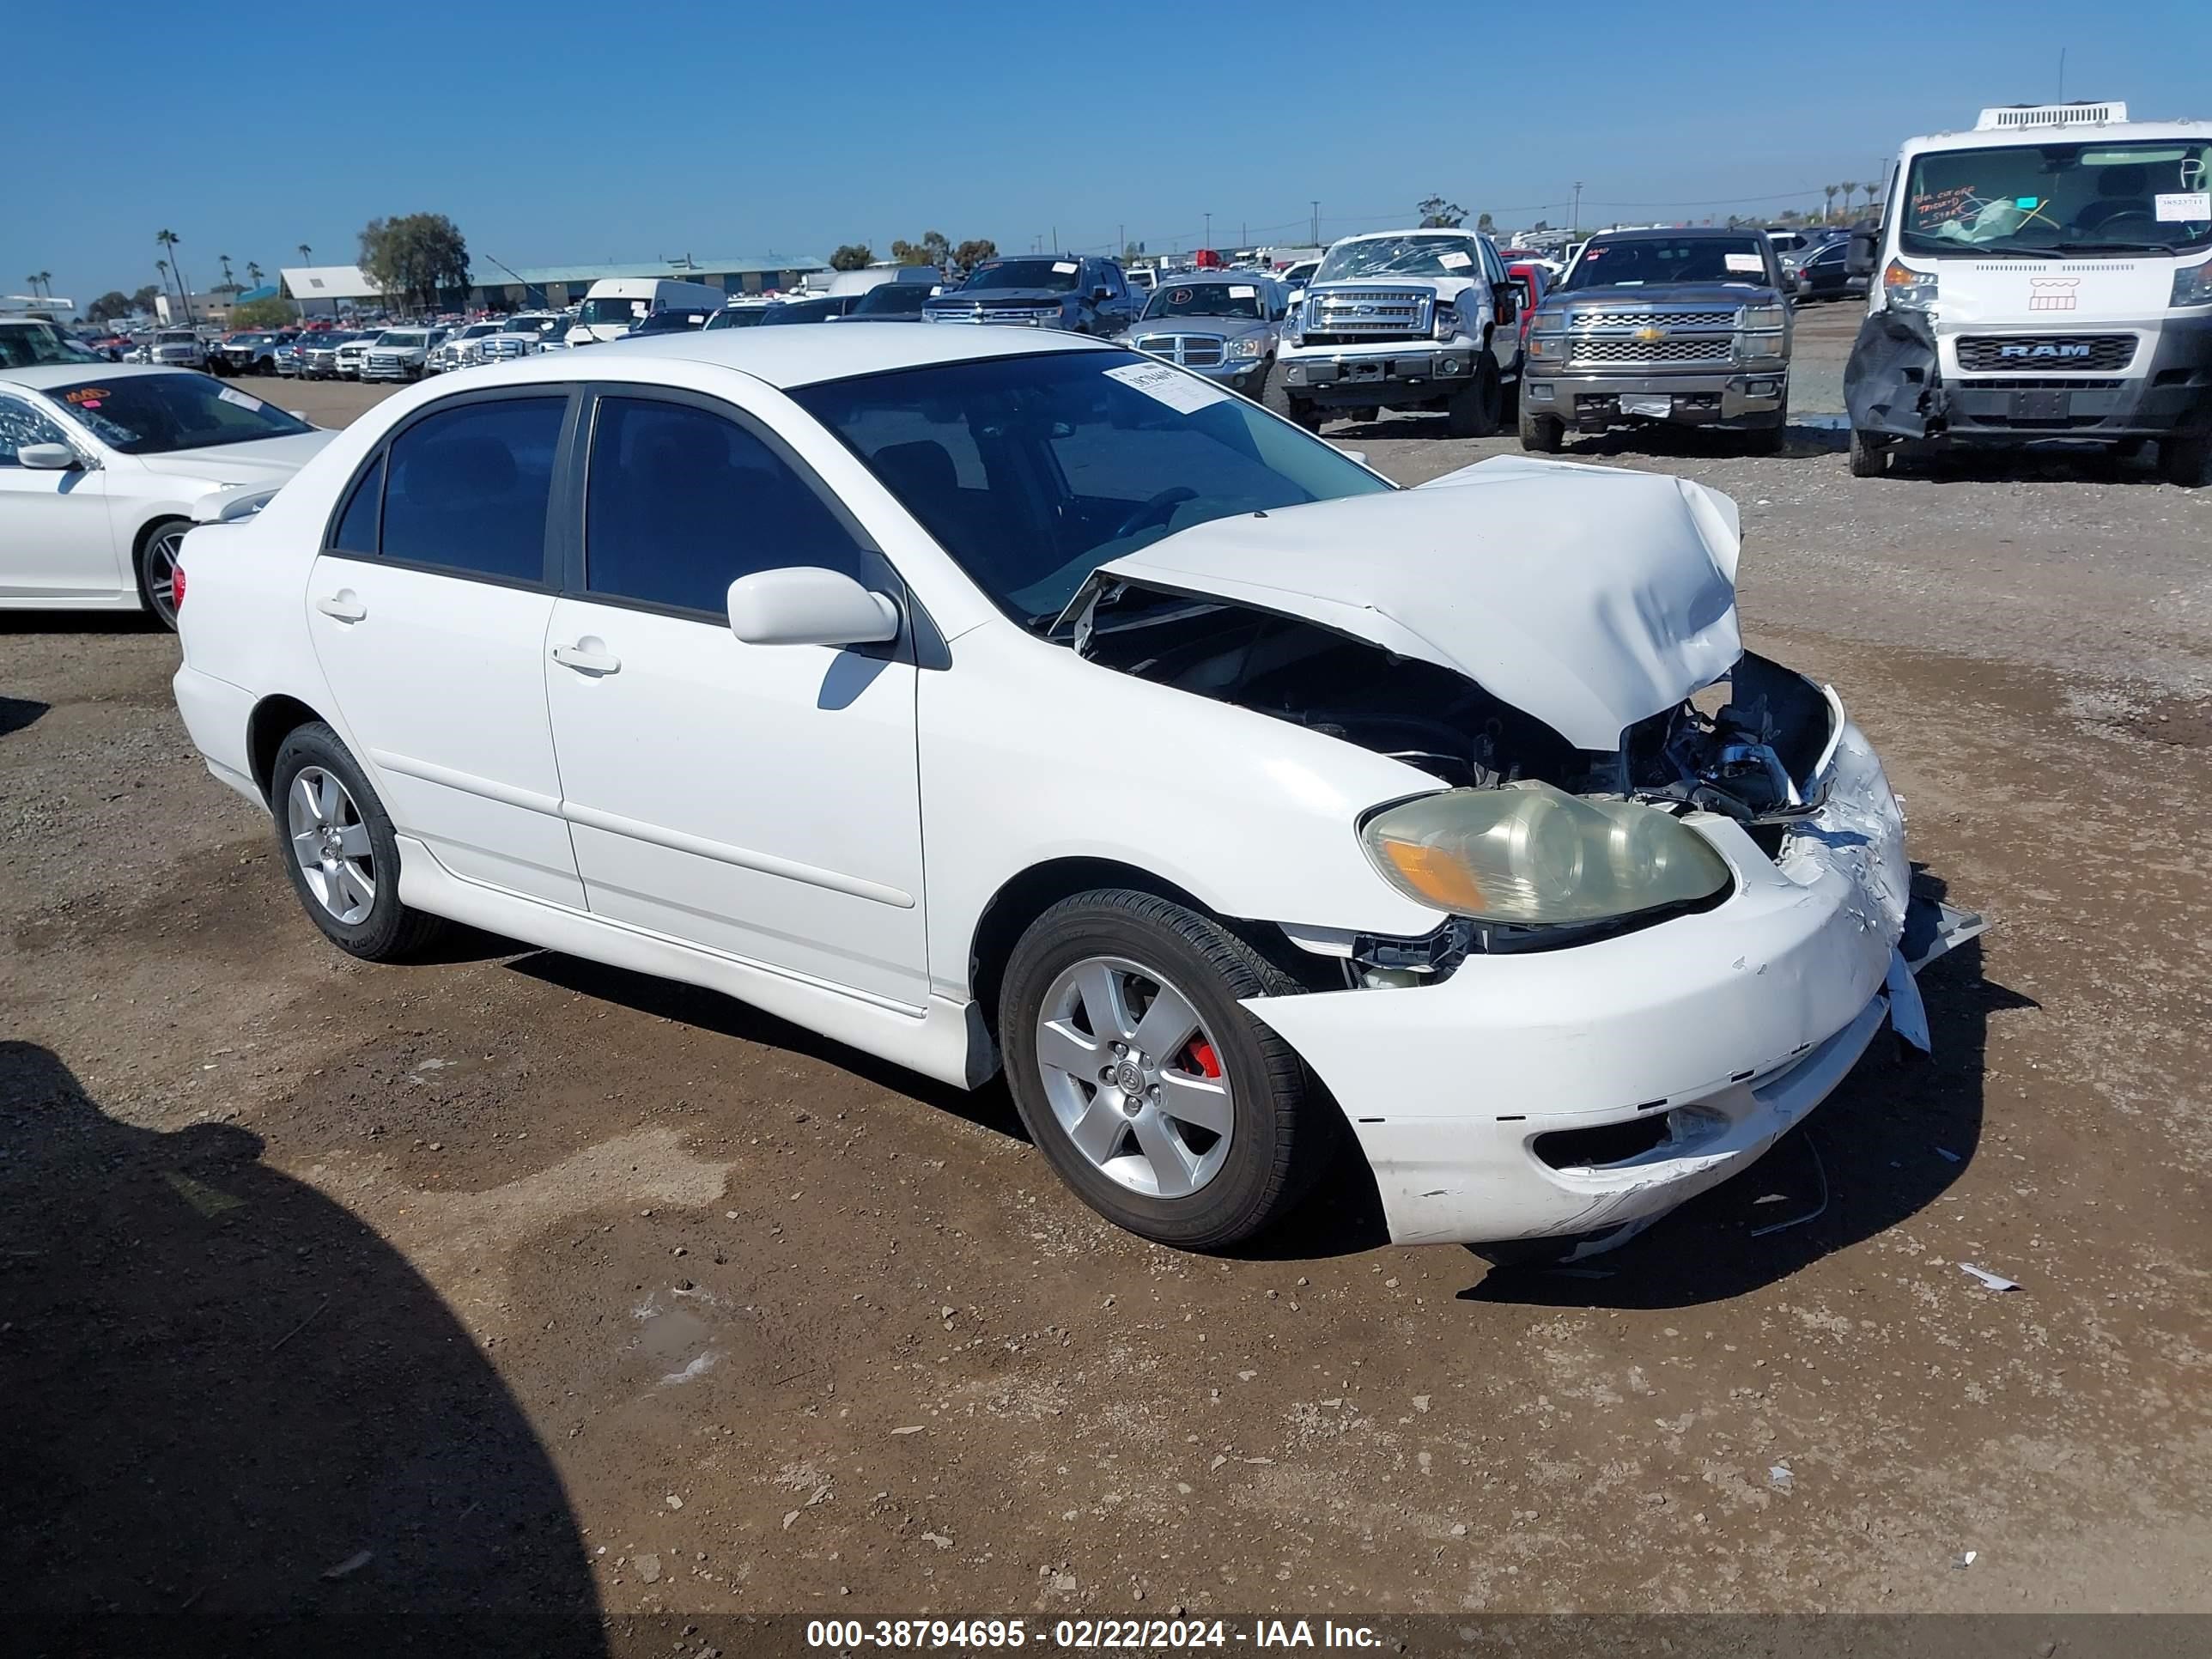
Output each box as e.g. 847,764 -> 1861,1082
804,1618 -> 1386,1649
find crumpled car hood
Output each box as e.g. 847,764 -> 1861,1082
1092,455 -> 1743,750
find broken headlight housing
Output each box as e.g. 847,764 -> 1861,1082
1360,781 -> 1732,926
1882,259 -> 1938,312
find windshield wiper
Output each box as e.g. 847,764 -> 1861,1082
2050,240 -> 2177,255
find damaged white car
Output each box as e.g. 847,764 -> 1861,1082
168,327 -> 1978,1255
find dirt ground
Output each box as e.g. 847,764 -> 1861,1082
5,308 -> 2210,1649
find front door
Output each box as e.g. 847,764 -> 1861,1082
0,394 -> 118,602
542,389 -> 928,1009
305,390 -> 584,908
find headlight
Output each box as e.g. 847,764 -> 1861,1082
2171,259 -> 2212,307
1228,335 -> 1265,359
1431,301 -> 1461,341
1360,782 -> 1732,925
1737,305 -> 1787,331
1281,300 -> 1304,344
1883,259 -> 1938,311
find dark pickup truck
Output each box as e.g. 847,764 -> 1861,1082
1518,229 -> 1793,453
921,254 -> 1139,336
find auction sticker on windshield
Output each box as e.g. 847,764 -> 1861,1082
1105,360 -> 1228,414
1724,253 -> 1765,273
2157,192 -> 2211,221
1438,251 -> 1474,270
1229,285 -> 1255,298
1053,261 -> 1078,274
217,387 -> 265,411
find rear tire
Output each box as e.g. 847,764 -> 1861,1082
1518,397 -> 1564,453
2159,432 -> 2211,487
269,723 -> 451,963
999,890 -> 1337,1251
1446,349 -> 1503,438
1849,428 -> 1890,478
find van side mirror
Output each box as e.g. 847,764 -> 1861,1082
727,567 -> 900,647
1845,228 -> 1880,278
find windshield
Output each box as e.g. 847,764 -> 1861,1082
1142,283 -> 1266,321
1899,139 -> 2212,255
703,306 -> 767,329
578,295 -> 650,326
853,283 -> 934,315
157,331 -> 198,343
48,374 -> 313,454
761,299 -> 841,325
1314,235 -> 1480,283
632,310 -> 710,334
376,331 -> 428,347
961,258 -> 1082,293
1561,236 -> 1772,289
461,322 -> 501,337
790,350 -> 1391,629
0,322 -> 101,368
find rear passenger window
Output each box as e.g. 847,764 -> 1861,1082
330,453 -> 383,554
379,397 -> 564,582
583,397 -> 870,617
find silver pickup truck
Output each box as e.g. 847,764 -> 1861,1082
1518,228 -> 1793,453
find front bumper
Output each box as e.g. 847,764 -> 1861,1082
1929,314 -> 2212,441
1280,343 -> 1480,405
1247,721 -> 1917,1247
1522,368 -> 1786,428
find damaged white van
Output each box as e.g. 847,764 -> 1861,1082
1846,101 -> 2212,483
167,327 -> 1977,1257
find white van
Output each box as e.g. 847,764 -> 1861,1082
568,277 -> 730,345
1846,101 -> 2212,483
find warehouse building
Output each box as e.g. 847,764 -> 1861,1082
279,255 -> 827,316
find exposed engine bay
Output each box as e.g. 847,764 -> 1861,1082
1070,581 -> 1836,824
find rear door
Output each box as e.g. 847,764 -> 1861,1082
541,386 -> 928,1008
305,388 -> 584,907
0,393 -> 119,602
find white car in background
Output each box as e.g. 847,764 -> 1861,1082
332,336 -> 378,380
166,327 -> 1972,1257
1,365 -> 332,628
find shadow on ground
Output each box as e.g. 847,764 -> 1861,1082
0,1042 -> 605,1653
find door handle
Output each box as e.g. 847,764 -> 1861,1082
550,642 -> 621,675
315,592 -> 366,623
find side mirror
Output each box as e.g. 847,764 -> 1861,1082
19,443 -> 80,471
727,566 -> 900,648
1092,285 -> 1113,302
1332,447 -> 1369,465
1490,281 -> 1517,325
1845,228 -> 1879,278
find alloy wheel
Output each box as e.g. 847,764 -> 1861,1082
1032,956 -> 1235,1200
286,766 -> 376,925
143,526 -> 187,627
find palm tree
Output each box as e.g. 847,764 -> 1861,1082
37,270 -> 51,299
155,228 -> 195,322
1821,185 -> 1838,224
246,261 -> 263,285
298,243 -> 312,265
23,275 -> 36,297
218,253 -> 234,293
1842,181 -> 1863,222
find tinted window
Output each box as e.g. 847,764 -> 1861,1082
380,397 -> 563,581
583,397 -> 870,616
1562,237 -> 1771,289
331,453 -> 384,553
961,259 -> 1082,292
45,375 -> 313,454
0,397 -> 70,465
850,283 -> 933,316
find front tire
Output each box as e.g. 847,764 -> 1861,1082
1849,428 -> 1890,478
1285,392 -> 1323,433
999,890 -> 1335,1250
135,518 -> 188,629
1446,349 -> 1503,438
2159,432 -> 2211,487
1518,397 -> 1564,453
1742,398 -> 1789,456
269,723 -> 451,963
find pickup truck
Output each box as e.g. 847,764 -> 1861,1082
1274,228 -> 1522,436
921,254 -> 1139,336
1519,228 -> 1792,453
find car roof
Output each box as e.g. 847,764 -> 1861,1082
473,322 -> 1119,390
1585,227 -> 1764,241
0,362 -> 179,392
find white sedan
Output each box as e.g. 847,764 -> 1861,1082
1,365 -> 333,628
167,326 -> 1973,1255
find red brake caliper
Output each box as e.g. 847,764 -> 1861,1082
1188,1040 -> 1222,1080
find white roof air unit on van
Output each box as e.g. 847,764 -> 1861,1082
1975,101 -> 2126,131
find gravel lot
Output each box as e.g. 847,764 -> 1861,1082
5,310 -> 2210,1646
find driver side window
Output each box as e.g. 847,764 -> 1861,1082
0,398 -> 70,468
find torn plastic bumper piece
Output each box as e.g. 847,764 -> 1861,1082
1845,307 -> 1952,439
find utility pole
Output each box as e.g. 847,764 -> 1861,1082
1310,201 -> 1319,245
2057,46 -> 2066,101
1204,211 -> 1212,249
1571,181 -> 1583,234
1051,225 -> 1058,252
1119,223 -> 1125,258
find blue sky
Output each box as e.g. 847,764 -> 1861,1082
10,0 -> 2209,312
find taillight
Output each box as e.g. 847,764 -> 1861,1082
172,563 -> 185,612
